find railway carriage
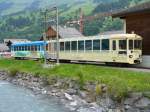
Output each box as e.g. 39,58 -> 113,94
11,34 -> 142,65
11,41 -> 46,59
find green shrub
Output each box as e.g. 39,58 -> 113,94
34,71 -> 41,77
76,71 -> 85,89
39,55 -> 45,63
108,77 -> 128,102
47,75 -> 57,85
95,84 -> 102,96
9,68 -> 19,77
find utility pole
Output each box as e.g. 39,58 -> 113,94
41,7 -> 59,66
43,10 -> 47,66
43,32 -> 47,65
56,7 -> 59,65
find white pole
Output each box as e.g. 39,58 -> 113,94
43,32 -> 47,65
56,7 -> 59,65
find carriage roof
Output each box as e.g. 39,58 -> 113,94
58,34 -> 142,42
11,41 -> 47,46
11,34 -> 142,46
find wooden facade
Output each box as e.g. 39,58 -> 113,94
125,13 -> 150,55
112,2 -> 150,55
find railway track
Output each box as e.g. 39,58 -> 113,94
59,60 -> 150,73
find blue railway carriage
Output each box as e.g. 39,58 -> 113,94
11,41 -> 46,59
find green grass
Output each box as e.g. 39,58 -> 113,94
0,59 -> 150,93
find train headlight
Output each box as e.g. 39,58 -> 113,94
129,55 -> 133,58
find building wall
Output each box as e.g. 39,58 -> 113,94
46,27 -> 57,40
125,13 -> 150,55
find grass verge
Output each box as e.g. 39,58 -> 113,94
0,59 -> 150,95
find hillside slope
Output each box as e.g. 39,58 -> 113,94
0,0 -> 150,41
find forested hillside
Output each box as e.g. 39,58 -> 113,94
0,0 -> 150,41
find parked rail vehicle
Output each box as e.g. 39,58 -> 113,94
11,34 -> 142,65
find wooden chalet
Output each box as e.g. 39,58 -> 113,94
112,1 -> 150,68
41,26 -> 84,40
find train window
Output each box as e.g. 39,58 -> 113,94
85,40 -> 92,50
113,40 -> 116,50
27,46 -> 30,51
78,41 -> 84,51
13,47 -> 15,51
119,40 -> 127,50
15,47 -> 17,51
17,47 -> 19,51
35,46 -> 37,51
60,42 -> 64,51
54,42 -> 57,51
134,40 -> 142,50
24,46 -> 27,51
31,46 -> 34,51
22,46 -> 24,51
65,41 -> 70,51
102,39 -> 109,50
37,45 -> 40,51
129,40 -> 133,50
11,47 -> 13,51
71,41 -> 77,51
93,40 -> 100,50
19,46 -> 21,51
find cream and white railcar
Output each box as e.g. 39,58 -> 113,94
47,34 -> 142,65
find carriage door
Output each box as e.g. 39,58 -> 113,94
118,39 -> 127,62
111,40 -> 118,62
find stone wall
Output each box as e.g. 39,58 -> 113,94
0,71 -> 150,112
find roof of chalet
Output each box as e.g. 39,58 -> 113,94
112,1 -> 150,18
0,44 -> 9,51
51,26 -> 84,38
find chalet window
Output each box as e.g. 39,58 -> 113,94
119,40 -> 127,50
65,41 -> 70,51
93,39 -> 100,50
71,41 -> 77,51
85,40 -> 92,50
78,41 -> 84,51
60,42 -> 64,51
102,39 -> 109,50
